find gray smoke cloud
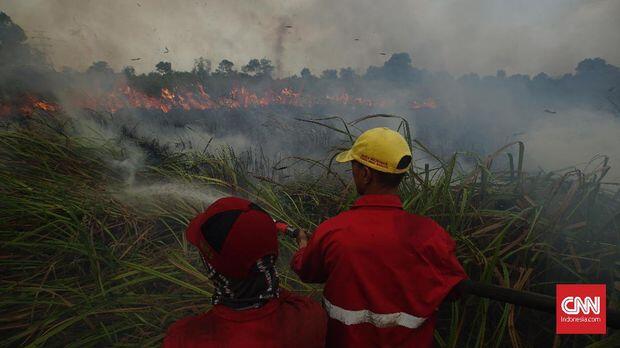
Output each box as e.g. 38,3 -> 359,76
522,109 -> 620,181
3,0 -> 619,76
3,0 -> 620,183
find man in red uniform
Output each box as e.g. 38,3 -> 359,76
291,127 -> 468,347
164,197 -> 326,348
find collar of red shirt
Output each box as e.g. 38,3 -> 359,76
211,290 -> 295,322
351,194 -> 403,209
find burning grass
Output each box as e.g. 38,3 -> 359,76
0,84 -> 436,118
0,112 -> 618,347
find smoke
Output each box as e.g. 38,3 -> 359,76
273,17 -> 288,77
522,110 -> 620,181
46,95 -> 248,209
2,2 -> 620,186
67,110 -> 244,212
108,146 -> 145,186
3,0 -> 619,76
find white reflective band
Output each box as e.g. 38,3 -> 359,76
323,298 -> 427,329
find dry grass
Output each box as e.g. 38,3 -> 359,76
0,112 -> 618,347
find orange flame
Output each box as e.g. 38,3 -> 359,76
410,98 -> 438,110
72,83 -> 403,112
1,85 -> 439,117
0,95 -> 60,117
0,104 -> 11,117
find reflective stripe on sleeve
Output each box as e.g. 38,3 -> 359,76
323,298 -> 427,329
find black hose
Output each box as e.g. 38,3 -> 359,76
460,279 -> 620,329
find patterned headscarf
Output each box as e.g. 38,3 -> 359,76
202,254 -> 280,310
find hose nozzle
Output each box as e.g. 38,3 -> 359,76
274,221 -> 300,239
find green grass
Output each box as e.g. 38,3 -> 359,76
0,112 -> 618,347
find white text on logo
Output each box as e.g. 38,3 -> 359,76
560,296 -> 600,315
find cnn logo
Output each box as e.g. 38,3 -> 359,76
560,296 -> 600,315
556,284 -> 606,334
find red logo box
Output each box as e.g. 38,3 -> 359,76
556,284 -> 606,334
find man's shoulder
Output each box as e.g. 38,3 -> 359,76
406,213 -> 444,232
276,290 -> 327,344
279,289 -> 325,314
164,294 -> 326,347
320,208 -> 442,229
404,213 -> 458,253
312,211 -> 351,235
165,311 -> 214,339
313,208 -> 452,247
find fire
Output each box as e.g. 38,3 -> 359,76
410,98 -> 438,110
0,104 -> 11,117
0,95 -> 60,117
76,84 -> 390,112
75,84 -> 309,112
1,84 -> 440,117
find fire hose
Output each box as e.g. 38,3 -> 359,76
275,221 -> 620,329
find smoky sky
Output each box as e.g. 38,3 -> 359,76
3,0 -> 620,76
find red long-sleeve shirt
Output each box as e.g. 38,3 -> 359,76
163,289 -> 327,348
291,194 -> 467,347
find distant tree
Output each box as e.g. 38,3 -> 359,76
258,58 -> 274,78
155,61 -> 172,74
532,72 -> 550,82
300,67 -> 313,79
575,58 -> 619,75
0,12 -> 45,68
85,61 -> 116,90
0,12 -> 26,50
339,67 -> 357,80
241,58 -> 273,78
458,73 -> 480,84
192,57 -> 211,76
531,72 -> 553,90
122,66 -> 136,78
508,74 -> 530,83
321,69 -> 337,79
364,65 -> 382,79
385,53 -> 412,71
559,73 -> 573,82
576,58 -> 607,73
367,52 -> 414,81
215,59 -> 235,76
242,59 -> 261,75
87,61 -> 114,74
496,69 -> 506,79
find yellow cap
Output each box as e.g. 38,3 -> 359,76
335,127 -> 412,174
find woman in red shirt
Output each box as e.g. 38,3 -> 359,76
164,197 -> 326,348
